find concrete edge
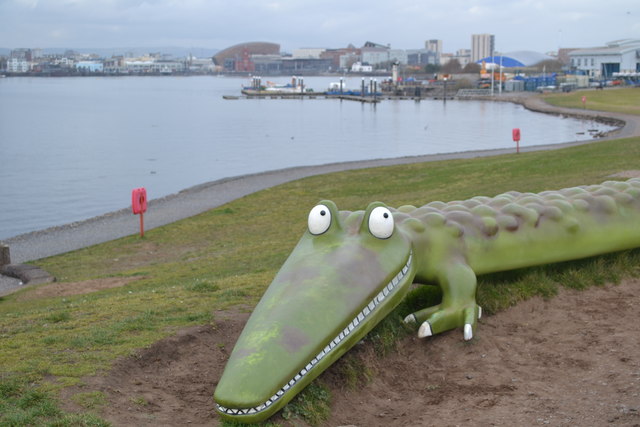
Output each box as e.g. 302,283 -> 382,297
1,264 -> 55,286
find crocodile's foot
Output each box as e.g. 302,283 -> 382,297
405,304 -> 482,341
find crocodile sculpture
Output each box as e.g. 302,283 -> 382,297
214,178 -> 640,423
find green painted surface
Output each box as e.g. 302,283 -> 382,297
215,178 -> 640,423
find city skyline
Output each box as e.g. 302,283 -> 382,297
1,0 -> 638,55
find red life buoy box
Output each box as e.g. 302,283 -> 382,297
512,128 -> 521,142
132,187 -> 147,214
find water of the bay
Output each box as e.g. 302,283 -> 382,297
0,76 -> 615,239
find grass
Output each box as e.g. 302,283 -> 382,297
2,93 -> 640,425
280,382 -> 331,426
0,375 -> 108,426
542,87 -> 640,115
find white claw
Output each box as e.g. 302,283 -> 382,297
404,314 -> 417,324
478,306 -> 482,319
418,322 -> 433,338
464,324 -> 473,341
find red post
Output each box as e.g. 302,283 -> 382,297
132,187 -> 148,237
512,128 -> 521,154
582,95 -> 587,109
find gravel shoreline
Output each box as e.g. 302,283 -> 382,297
3,93 -> 639,267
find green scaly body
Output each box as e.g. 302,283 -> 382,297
214,178 -> 640,423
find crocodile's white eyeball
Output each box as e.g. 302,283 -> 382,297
308,204 -> 331,235
369,206 -> 394,239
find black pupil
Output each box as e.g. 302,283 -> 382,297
320,210 -> 326,216
383,212 -> 389,219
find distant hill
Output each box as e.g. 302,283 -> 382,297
0,47 -> 219,58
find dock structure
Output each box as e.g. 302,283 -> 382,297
233,90 -> 382,103
224,93 -> 457,103
329,94 -> 380,103
226,88 -> 463,103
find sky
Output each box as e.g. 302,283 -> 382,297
1,0 -> 638,54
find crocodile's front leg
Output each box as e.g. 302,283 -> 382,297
405,261 -> 481,341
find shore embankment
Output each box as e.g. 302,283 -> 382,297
472,92 -> 634,138
3,92 -> 639,268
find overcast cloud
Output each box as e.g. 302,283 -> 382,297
1,0 -> 638,54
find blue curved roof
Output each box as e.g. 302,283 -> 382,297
477,51 -> 553,68
477,55 -> 524,67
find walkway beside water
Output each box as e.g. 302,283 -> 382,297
4,94 -> 640,265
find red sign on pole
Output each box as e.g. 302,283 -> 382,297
512,128 -> 521,154
132,188 -> 147,214
132,188 -> 147,237
512,128 -> 521,142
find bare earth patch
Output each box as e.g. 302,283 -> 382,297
17,277 -> 143,301
608,170 -> 640,179
62,280 -> 640,426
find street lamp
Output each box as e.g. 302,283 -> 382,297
490,53 -> 494,96
443,76 -> 448,104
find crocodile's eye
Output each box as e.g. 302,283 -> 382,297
369,206 -> 394,239
308,204 -> 331,235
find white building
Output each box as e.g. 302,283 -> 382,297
351,62 -> 373,73
117,58 -> 185,74
440,49 -> 471,68
292,48 -> 326,59
361,48 -> 389,66
7,57 -> 29,73
471,33 -> 495,62
456,49 -> 471,67
361,41 -> 391,66
569,39 -> 640,78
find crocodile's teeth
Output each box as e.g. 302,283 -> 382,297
217,250 -> 413,418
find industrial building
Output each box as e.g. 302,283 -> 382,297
568,39 -> 640,78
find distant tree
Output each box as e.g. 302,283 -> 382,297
424,63 -> 441,73
462,62 -> 481,73
533,60 -> 564,72
441,59 -> 462,74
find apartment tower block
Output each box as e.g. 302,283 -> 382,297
471,33 -> 495,62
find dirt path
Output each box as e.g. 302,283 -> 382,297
62,278 -> 640,426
